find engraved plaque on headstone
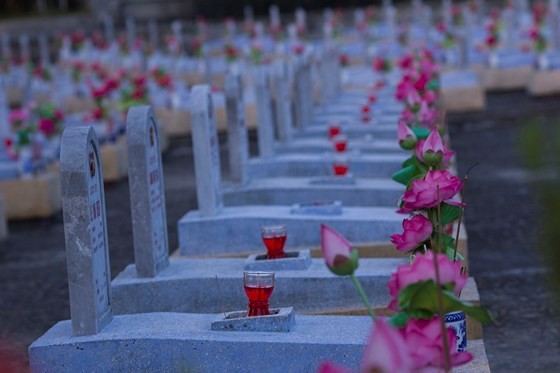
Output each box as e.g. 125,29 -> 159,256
191,85 -> 223,217
225,72 -> 249,185
60,127 -> 112,336
254,66 -> 276,158
127,106 -> 169,277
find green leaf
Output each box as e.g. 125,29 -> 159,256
398,280 -> 494,325
412,127 -> 431,140
392,164 -> 418,185
390,312 -> 410,327
440,204 -> 461,226
444,245 -> 464,262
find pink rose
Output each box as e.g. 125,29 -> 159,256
390,215 -> 433,252
361,318 -> 414,373
38,118 -> 56,137
8,108 -> 29,126
402,317 -> 473,369
421,129 -> 444,166
320,224 -> 358,276
423,90 -> 437,105
400,170 -> 463,211
387,251 -> 468,310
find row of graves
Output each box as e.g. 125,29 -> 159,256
27,5 -> 495,371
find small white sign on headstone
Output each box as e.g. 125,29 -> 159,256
225,72 -> 249,185
190,85 -> 223,217
60,127 -> 112,336
127,106 -> 169,277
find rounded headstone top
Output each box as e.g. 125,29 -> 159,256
60,126 -> 99,174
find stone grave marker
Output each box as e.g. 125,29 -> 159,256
148,19 -> 159,50
171,20 -> 184,54
269,4 -> 281,29
60,126 -> 112,336
126,16 -> 136,51
271,60 -> 293,142
18,34 -> 30,62
190,85 -> 223,217
0,81 -> 9,138
101,13 -> 115,44
38,34 -> 50,67
126,106 -> 169,277
1,33 -> 10,60
225,71 -> 249,185
254,66 -> 275,158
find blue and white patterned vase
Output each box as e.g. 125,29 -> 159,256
445,311 -> 467,352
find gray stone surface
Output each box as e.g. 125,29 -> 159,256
294,121 -> 398,140
190,84 -> 223,217
225,71 -> 249,185
247,153 -> 406,178
59,127 -> 112,336
275,137 -> 402,154
290,200 -> 343,215
254,66 -> 276,158
177,205 -> 403,256
244,250 -> 312,271
28,313 -> 371,373
211,307 -> 295,333
126,106 -> 169,277
112,257 -> 404,314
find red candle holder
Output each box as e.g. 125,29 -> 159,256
243,271 -> 275,317
332,135 -> 348,152
328,124 -> 341,139
332,158 -> 349,176
261,224 -> 287,259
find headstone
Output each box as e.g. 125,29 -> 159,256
126,16 -> 136,51
293,58 -> 306,129
101,13 -> 115,44
126,106 -> 169,277
148,19 -> 159,49
442,0 -> 452,28
244,5 -> 254,24
254,66 -> 275,158
295,8 -> 306,31
190,85 -> 223,217
171,21 -> 184,54
550,7 -> 560,50
271,61 -> 293,142
225,72 -> 249,185
0,82 -> 9,138
60,126 -> 112,336
38,34 -> 50,67
1,34 -> 11,61
18,34 -> 30,62
269,4 -> 281,29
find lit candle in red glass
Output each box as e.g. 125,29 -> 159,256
244,271 -> 275,317
332,135 -> 347,152
261,224 -> 287,259
361,105 -> 371,123
368,94 -> 377,104
328,124 -> 341,139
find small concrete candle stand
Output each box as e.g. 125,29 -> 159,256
211,307 -> 296,333
244,250 -> 312,271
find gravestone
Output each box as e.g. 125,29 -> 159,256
190,85 -> 223,217
271,61 -> 293,142
1,34 -> 10,60
148,19 -> 159,50
126,106 -> 169,277
60,126 -> 112,336
18,34 -> 30,62
38,34 -> 50,67
126,16 -> 136,51
171,21 -> 184,54
254,66 -> 275,158
0,81 -> 9,138
101,13 -> 115,44
225,72 -> 249,185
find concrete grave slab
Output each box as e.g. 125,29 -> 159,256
441,70 -> 485,112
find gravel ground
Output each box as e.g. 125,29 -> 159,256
1,92 -> 560,372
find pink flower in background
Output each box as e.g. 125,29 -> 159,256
402,317 -> 473,369
38,118 -> 56,137
418,101 -> 438,128
320,224 -> 358,276
401,108 -> 415,125
387,251 -> 468,310
400,170 -> 463,211
399,54 -> 413,70
442,148 -> 454,167
390,214 -> 433,252
421,129 -> 444,160
8,108 -> 29,126
415,139 -> 426,162
316,362 -> 351,373
423,90 -> 437,105
413,73 -> 428,93
406,89 -> 422,110
396,77 -> 414,101
361,318 -> 414,373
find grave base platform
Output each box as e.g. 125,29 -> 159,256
293,122 -> 397,140
481,66 -> 533,91
275,138 -> 402,154
112,257 -> 404,315
247,153 -> 405,179
527,70 -> 560,96
100,141 -> 128,183
0,171 -> 62,220
28,313 -> 490,373
62,97 -> 95,114
441,70 -> 485,112
223,177 -> 402,207
178,205 -> 403,256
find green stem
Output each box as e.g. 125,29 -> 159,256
350,273 -> 376,320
